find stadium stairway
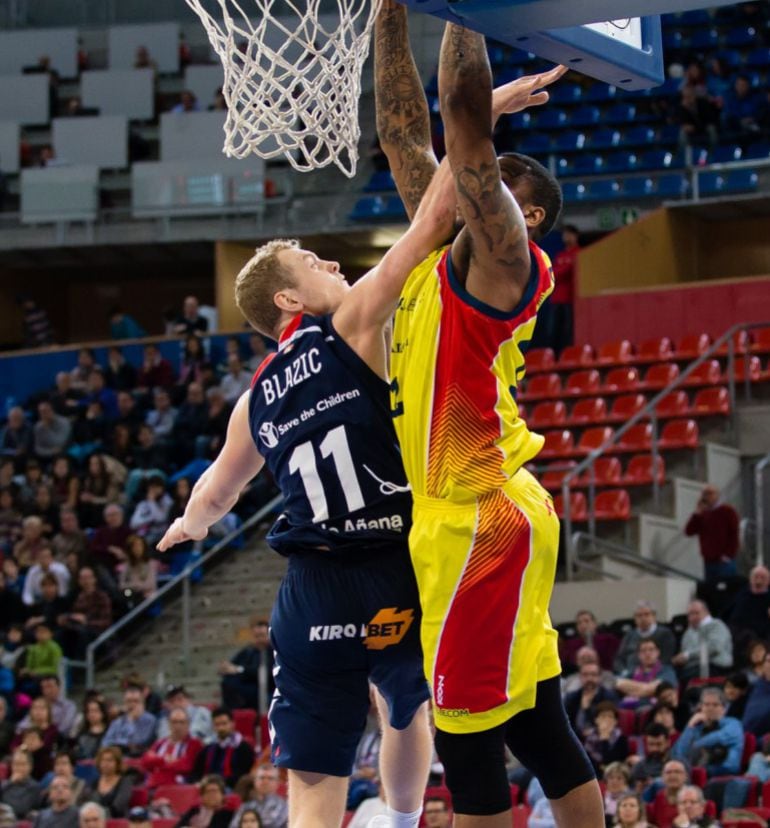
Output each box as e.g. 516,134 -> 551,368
92,533 -> 287,702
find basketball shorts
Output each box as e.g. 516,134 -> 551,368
268,545 -> 430,776
410,467 -> 561,734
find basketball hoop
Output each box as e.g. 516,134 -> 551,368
185,0 -> 382,178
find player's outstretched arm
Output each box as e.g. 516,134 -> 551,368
441,24 -> 530,312
157,392 -> 264,551
374,0 -> 438,220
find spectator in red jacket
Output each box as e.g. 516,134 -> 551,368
546,224 -> 580,356
137,345 -> 175,392
140,707 -> 202,788
560,610 -> 620,673
684,484 -> 739,582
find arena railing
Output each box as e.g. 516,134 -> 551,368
558,320 -> 770,581
755,451 -> 770,566
74,492 -> 283,689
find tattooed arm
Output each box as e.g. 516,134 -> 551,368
374,0 -> 438,220
440,23 -> 531,312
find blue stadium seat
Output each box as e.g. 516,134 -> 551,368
623,177 -> 655,197
747,48 -> 770,68
606,103 -> 636,124
570,106 -> 601,127
680,9 -> 712,26
561,182 -> 586,202
364,170 -> 396,192
723,169 -> 759,194
586,180 -> 621,201
584,84 -> 616,103
690,28 -> 719,49
349,195 -> 406,221
716,48 -> 742,68
659,124 -> 682,145
725,25 -> 757,48
605,151 -> 638,173
745,142 -> 770,161
554,157 -> 573,177
699,171 -> 724,197
384,196 -> 407,219
507,111 -> 532,131
663,30 -> 684,50
549,83 -> 583,105
709,144 -> 742,164
625,126 -> 657,147
508,50 -> 535,65
519,133 -> 551,154
587,128 -> 620,151
638,149 -> 684,171
656,174 -> 689,198
648,77 -> 683,99
535,109 -> 568,130
553,131 -> 586,152
572,154 -> 604,175
487,45 -> 507,66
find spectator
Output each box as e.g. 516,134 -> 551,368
34,774 -> 80,827
246,334 -> 269,372
115,392 -> 143,434
527,777 -> 556,828
209,88 -> 227,112
86,746 -> 133,818
26,484 -> 59,536
140,707 -> 202,788
614,601 -> 677,675
26,573 -> 71,637
19,297 -> 54,348
0,568 -> 24,633
727,565 -> 770,644
39,675 -> 77,739
229,765 -> 287,828
0,749 -> 41,819
146,388 -> 177,441
615,639 -> 678,709
15,457 -> 46,507
50,459 -> 80,511
19,623 -> 63,683
128,807 -> 152,828
583,701 -> 630,773
23,727 -> 56,780
191,708 -> 254,788
137,345 -> 174,392
34,402 -> 72,461
176,775 -> 233,828
0,696 -> 13,758
171,90 -> 200,114
0,407 -> 33,466
129,476 -> 172,546
3,559 -> 24,598
57,567 -> 113,660
102,349 -> 136,393
680,60 -> 708,98
79,803 -> 106,828
52,508 -> 87,562
79,456 -> 120,531
677,84 -> 719,147
41,753 -> 89,808
673,687 -> 743,776
546,224 -> 579,355
612,793 -> 650,828
133,424 -> 168,474
156,686 -> 213,743
560,610 -> 619,673
672,785 -> 718,828
13,515 -> 48,569
23,546 -> 70,606
220,356 -> 251,404
744,640 -> 767,685
685,485 -> 740,582
0,487 -> 23,557
178,335 -> 207,390
102,686 -> 156,757
347,779 -> 387,828
49,373 -> 82,418
89,505 -> 130,573
109,308 -> 145,341
74,698 -> 109,761
655,682 -> 691,732
69,350 -> 97,393
672,600 -> 733,682
235,809 -> 265,828
174,296 -> 209,336
742,649 -> 770,736
646,760 -> 690,828
724,671 -> 751,721
219,617 -> 274,713
705,56 -> 731,106
200,387 -> 231,458
133,46 -> 157,73
117,535 -> 158,604
15,696 -> 60,753
564,660 -> 618,736
82,371 -> 117,421
602,762 -> 631,825
723,75 -> 761,139
172,383 -> 209,457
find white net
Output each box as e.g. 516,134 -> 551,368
185,0 -> 382,178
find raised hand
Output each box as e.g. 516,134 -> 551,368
156,517 -> 207,552
493,65 -> 569,118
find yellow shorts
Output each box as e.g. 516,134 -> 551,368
410,468 -> 561,734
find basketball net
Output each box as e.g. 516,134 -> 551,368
185,0 -> 382,178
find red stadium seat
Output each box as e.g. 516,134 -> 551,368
674,333 -> 711,360
607,394 -> 647,423
520,372 -> 562,401
150,822 -> 177,828
724,355 -> 762,383
526,347 -> 556,374
596,339 -> 633,366
129,788 -> 149,808
601,367 -> 641,394
539,430 -> 575,460
554,491 -> 588,521
689,387 -> 730,417
0,762 -> 8,781
107,821 -> 129,828
517,403 -> 528,421
722,806 -> 770,828
224,793 -> 243,811
594,489 -> 631,521
613,423 -> 652,453
576,426 -> 614,456
637,336 -> 674,364
541,461 -> 578,492
558,343 -> 595,370
683,359 -> 722,387
529,401 -> 568,430
622,454 -> 665,486
658,419 -> 699,450
616,707 -> 636,736
742,733 -> 757,772
576,457 -> 622,488
565,369 -> 602,397
641,362 -> 680,391
153,785 -> 200,815
714,329 -> 749,356
567,397 -> 608,426
655,390 -> 689,419
233,709 -> 258,744
751,328 -> 770,355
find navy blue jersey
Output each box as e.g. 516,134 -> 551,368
248,313 -> 412,556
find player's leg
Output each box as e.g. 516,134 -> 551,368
287,770 -> 349,828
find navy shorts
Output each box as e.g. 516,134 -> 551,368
268,546 -> 430,777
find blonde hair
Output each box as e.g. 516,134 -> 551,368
234,239 -> 299,337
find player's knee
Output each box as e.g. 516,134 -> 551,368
434,726 -> 511,816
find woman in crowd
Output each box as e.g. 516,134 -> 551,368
583,702 -> 630,773
41,751 -> 90,806
50,455 -> 80,510
744,640 -> 767,684
118,535 -> 158,602
0,487 -> 23,556
14,696 -> 60,754
75,697 -> 110,760
237,809 -> 264,828
177,335 -> 206,391
0,749 -> 42,819
612,793 -> 653,828
88,745 -> 134,817
79,454 -> 120,528
173,775 -> 234,828
603,762 -> 632,828
129,476 -> 172,547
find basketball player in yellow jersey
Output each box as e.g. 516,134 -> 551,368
376,6 -> 604,827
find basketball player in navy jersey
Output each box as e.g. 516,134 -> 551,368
158,161 -> 455,828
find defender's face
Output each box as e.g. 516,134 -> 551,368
278,247 -> 349,315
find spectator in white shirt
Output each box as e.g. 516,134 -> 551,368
22,546 -> 70,606
220,356 -> 252,404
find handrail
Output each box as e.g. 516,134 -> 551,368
571,532 -> 699,582
83,493 -> 283,688
756,452 -> 770,566
561,320 -> 770,579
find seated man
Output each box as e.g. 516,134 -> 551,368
562,647 -> 616,695
56,567 -> 112,660
102,683 -> 157,758
560,610 -> 619,674
191,707 -> 254,789
140,707 -> 202,788
229,764 -> 288,828
219,617 -> 274,714
155,686 -> 213,743
674,785 -> 719,828
671,600 -> 733,682
39,674 -> 78,739
615,639 -> 678,710
563,661 -> 618,737
644,760 -> 690,828
742,649 -> 770,737
629,722 -> 673,792
33,774 -> 79,828
727,565 -> 770,648
613,601 -> 677,675
673,687 -> 743,777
